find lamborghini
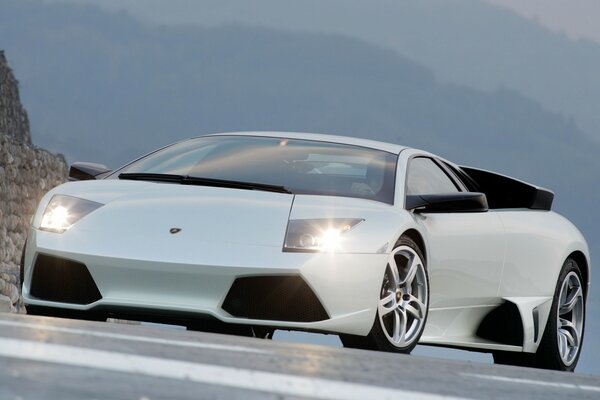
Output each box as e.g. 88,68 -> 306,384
21,132 -> 590,371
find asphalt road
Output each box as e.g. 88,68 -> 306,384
0,313 -> 599,399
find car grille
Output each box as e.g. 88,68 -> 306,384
222,275 -> 330,322
29,254 -> 102,305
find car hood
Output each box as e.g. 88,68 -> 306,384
35,180 -> 294,248
35,180 -> 407,255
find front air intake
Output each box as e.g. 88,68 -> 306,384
222,275 -> 329,322
30,254 -> 102,305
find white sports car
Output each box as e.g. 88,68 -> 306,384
21,132 -> 589,371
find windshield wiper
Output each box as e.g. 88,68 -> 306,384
182,176 -> 291,194
119,173 -> 292,194
119,173 -> 184,183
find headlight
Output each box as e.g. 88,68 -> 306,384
283,218 -> 363,252
40,195 -> 103,233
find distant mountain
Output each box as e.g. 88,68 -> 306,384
58,0 -> 600,143
1,0 -> 599,374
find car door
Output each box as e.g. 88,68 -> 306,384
406,156 -> 506,321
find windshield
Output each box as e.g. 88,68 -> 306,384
113,135 -> 397,204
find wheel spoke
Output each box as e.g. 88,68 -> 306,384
387,259 -> 401,287
392,310 -> 400,341
400,255 -> 419,286
378,291 -> 397,316
403,294 -> 426,319
558,280 -> 568,306
558,331 -> 569,357
560,285 -> 582,314
559,328 -> 577,347
404,303 -> 420,319
559,318 -> 581,347
392,309 -> 407,344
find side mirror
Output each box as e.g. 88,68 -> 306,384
406,192 -> 488,213
69,162 -> 111,181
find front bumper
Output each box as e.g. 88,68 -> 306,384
22,228 -> 388,335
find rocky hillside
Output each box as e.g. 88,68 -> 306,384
0,50 -> 30,145
0,50 -> 68,312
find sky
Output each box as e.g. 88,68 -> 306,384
485,0 -> 600,43
48,0 -> 600,46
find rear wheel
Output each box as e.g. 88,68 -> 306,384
341,236 -> 429,353
493,257 -> 585,371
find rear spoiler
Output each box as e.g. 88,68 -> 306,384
460,166 -> 554,211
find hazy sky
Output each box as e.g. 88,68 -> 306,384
49,0 -> 600,46
485,0 -> 600,43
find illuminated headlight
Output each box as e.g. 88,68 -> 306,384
40,195 -> 103,233
283,218 -> 363,252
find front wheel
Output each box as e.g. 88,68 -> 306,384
341,236 -> 429,353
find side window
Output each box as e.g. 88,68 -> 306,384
406,157 -> 460,195
440,161 -> 477,192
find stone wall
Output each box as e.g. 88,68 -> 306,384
0,51 -> 68,312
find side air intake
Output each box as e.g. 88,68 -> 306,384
476,301 -> 524,346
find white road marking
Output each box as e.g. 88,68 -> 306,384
0,338 -> 462,400
0,319 -> 267,354
463,373 -> 600,393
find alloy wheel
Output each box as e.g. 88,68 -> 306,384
557,271 -> 584,366
378,245 -> 428,348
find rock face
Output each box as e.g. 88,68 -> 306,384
0,51 -> 31,145
0,51 -> 68,312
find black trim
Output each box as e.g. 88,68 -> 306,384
26,305 -> 108,321
69,162 -> 111,181
406,192 -> 488,213
25,304 -> 343,336
25,305 -> 252,335
222,275 -> 329,322
460,166 -> 554,210
533,307 -> 540,343
19,240 -> 26,289
119,173 -> 292,194
29,254 -> 102,305
476,301 -> 524,346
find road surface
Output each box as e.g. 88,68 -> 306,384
0,313 -> 598,399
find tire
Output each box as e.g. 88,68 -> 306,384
493,257 -> 586,371
340,236 -> 429,353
